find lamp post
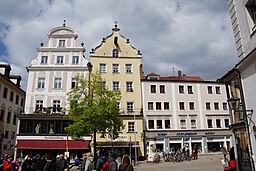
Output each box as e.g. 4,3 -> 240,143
87,62 -> 97,164
227,96 -> 255,171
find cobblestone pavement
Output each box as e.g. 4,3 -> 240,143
134,154 -> 225,171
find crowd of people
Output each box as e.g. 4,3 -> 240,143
0,151 -> 134,171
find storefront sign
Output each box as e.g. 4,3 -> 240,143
157,133 -> 167,136
176,132 -> 197,136
205,132 -> 215,135
44,136 -> 65,140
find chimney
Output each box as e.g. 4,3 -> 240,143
178,70 -> 182,77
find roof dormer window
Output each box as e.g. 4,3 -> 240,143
112,49 -> 119,57
58,40 -> 65,47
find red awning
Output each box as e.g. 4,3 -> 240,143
15,140 -> 90,149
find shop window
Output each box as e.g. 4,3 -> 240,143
148,120 -> 154,129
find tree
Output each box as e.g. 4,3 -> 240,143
65,72 -> 123,149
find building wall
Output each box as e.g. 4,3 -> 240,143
142,77 -> 231,155
0,66 -> 25,155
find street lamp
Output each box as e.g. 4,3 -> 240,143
227,95 -> 255,171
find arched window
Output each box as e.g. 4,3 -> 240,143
112,49 -> 119,57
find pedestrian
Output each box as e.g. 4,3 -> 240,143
81,154 -> 86,171
56,154 -> 67,171
3,155 -> 12,171
96,150 -> 107,171
118,155 -> 134,171
84,153 -> 94,171
194,146 -> 198,159
222,147 -> 228,162
44,155 -> 55,171
34,155 -> 46,171
11,160 -> 19,171
108,153 -> 118,171
21,155 -> 33,171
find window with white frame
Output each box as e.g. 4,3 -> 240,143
160,85 -> 165,93
189,102 -> 195,110
206,102 -> 211,110
214,102 -> 219,110
116,102 -> 120,109
148,120 -> 154,129
54,78 -> 62,89
100,63 -> 106,73
112,64 -> 119,73
156,102 -> 161,110
37,78 -> 45,89
216,119 -> 221,128
165,120 -> 171,129
246,0 -> 256,32
126,82 -> 133,92
224,119 -> 229,128
179,102 -> 185,110
150,85 -> 156,93
180,119 -> 186,129
56,56 -> 64,64
113,81 -> 120,91
72,56 -> 79,64
125,64 -> 132,73
207,119 -> 213,128
157,120 -> 162,129
207,86 -> 213,94
128,122 -> 135,132
216,86 -> 221,94
53,100 -> 61,112
102,81 -> 106,90
127,102 -> 134,112
179,85 -> 184,93
58,40 -> 65,47
164,102 -> 169,110
148,102 -> 153,110
71,78 -> 78,89
191,119 -> 196,129
41,56 -> 48,64
112,49 -> 119,57
188,86 -> 193,94
36,100 -> 43,111
223,102 -> 228,110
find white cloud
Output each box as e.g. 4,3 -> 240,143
0,0 -> 237,90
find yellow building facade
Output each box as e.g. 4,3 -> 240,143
90,24 -> 145,159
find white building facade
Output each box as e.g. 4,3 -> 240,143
142,72 -> 232,156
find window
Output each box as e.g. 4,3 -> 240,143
157,120 -> 162,129
206,102 -> 211,110
160,85 -> 165,93
116,102 -> 120,109
128,122 -> 135,132
179,85 -> 184,93
148,102 -> 153,110
179,102 -> 185,110
188,86 -> 193,94
72,56 -> 79,64
102,81 -> 106,90
71,78 -> 78,89
125,64 -> 132,73
36,100 -> 43,111
165,120 -> 171,129
148,120 -> 154,129
216,119 -> 221,128
223,102 -> 228,110
216,87 -> 221,94
37,78 -> 45,89
53,100 -> 61,112
10,91 -> 14,102
164,102 -> 169,110
54,78 -> 62,89
41,56 -> 48,64
112,64 -> 119,73
224,119 -> 229,128
214,102 -> 219,110
126,82 -> 133,92
191,119 -> 196,129
112,49 -> 119,57
15,95 -> 19,105
246,0 -> 256,31
7,111 -> 11,123
150,85 -> 156,93
180,120 -> 186,129
127,102 -> 134,112
113,81 -> 120,91
13,114 -> 17,125
189,102 -> 195,110
56,56 -> 64,64
100,64 -> 106,73
0,109 -> 5,121
58,40 -> 65,47
207,86 -> 213,94
156,102 -> 161,110
3,87 -> 8,98
21,98 -> 24,107
207,119 -> 213,128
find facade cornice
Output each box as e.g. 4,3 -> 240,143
37,47 -> 85,52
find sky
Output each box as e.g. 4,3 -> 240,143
0,0 -> 237,91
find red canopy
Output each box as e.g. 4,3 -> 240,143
15,140 -> 90,149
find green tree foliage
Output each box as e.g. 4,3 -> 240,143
65,72 -> 123,139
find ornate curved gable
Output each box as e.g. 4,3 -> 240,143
91,24 -> 141,58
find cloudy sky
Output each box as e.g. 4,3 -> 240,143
0,0 -> 237,90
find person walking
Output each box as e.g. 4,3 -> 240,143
118,155 -> 134,171
96,150 -> 107,171
84,153 -> 94,171
108,153 -> 118,171
3,155 -> 12,171
56,154 -> 67,171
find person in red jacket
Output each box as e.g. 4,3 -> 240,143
3,155 -> 12,171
